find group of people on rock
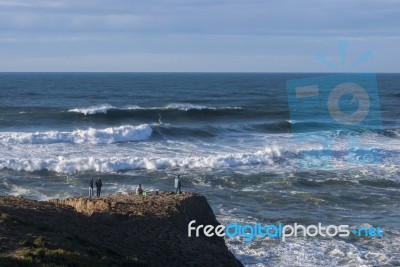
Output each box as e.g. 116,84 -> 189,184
89,178 -> 102,197
88,175 -> 182,197
133,175 -> 182,195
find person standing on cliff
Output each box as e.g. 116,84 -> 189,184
89,178 -> 94,197
175,175 -> 182,194
135,184 -> 143,195
95,178 -> 103,197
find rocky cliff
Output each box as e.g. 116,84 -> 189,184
0,192 -> 243,267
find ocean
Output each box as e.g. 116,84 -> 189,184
0,73 -> 399,266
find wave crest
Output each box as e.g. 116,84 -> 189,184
68,104 -> 114,115
68,103 -> 242,115
0,147 -> 280,173
0,125 -> 152,145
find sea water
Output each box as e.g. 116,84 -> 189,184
0,73 -> 399,266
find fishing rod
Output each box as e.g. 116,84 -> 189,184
156,109 -> 197,180
178,149 -> 193,178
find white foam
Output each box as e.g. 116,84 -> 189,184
2,182 -> 49,200
214,192 -> 400,266
164,103 -> 215,111
115,104 -> 213,111
68,103 -> 242,115
0,124 -> 152,145
0,129 -> 398,175
69,104 -> 115,115
386,129 -> 400,139
0,146 -> 279,173
8,184 -> 30,196
241,235 -> 396,266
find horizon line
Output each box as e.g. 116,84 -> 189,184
0,71 -> 399,74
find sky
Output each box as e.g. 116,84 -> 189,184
0,0 -> 399,72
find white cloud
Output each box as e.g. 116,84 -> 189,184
0,0 -> 398,71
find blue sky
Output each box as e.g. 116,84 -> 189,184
0,0 -> 398,72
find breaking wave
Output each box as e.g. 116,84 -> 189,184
68,103 -> 243,115
0,125 -> 152,145
0,147 -> 281,173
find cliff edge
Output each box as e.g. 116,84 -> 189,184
0,192 -> 243,267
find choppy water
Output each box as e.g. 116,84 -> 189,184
0,73 -> 399,266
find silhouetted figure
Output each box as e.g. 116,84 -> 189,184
175,175 -> 182,194
89,178 -> 94,197
136,184 -> 143,195
95,178 -> 102,197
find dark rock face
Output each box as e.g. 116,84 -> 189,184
0,193 -> 243,267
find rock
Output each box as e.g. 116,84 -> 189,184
0,192 -> 243,267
